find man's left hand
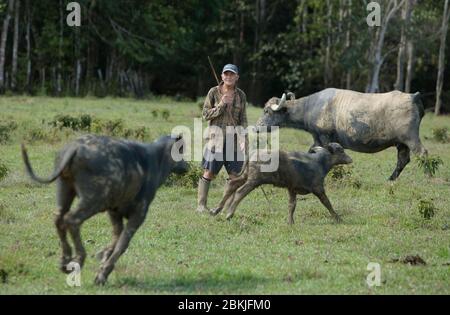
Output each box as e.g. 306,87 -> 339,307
240,141 -> 245,152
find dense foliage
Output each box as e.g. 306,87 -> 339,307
0,0 -> 449,111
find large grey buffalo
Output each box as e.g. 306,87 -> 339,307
257,88 -> 428,180
21,134 -> 188,285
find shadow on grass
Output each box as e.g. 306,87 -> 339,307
110,271 -> 273,294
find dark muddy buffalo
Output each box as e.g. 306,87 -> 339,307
22,134 -> 188,285
211,143 -> 353,224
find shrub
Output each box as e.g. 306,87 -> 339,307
133,126 -> 148,141
161,109 -> 170,121
27,128 -> 47,142
0,161 -> 9,181
102,119 -> 125,136
151,110 -> 159,118
329,164 -> 361,189
91,118 -> 104,134
121,128 -> 133,138
165,162 -> 202,188
90,118 -> 148,141
79,114 -> 93,131
49,114 -> 93,131
416,155 -> 443,177
49,114 -> 78,130
432,127 -> 449,143
417,199 -> 436,220
0,121 -> 18,144
330,165 -> 353,180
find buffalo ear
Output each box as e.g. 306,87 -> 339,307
308,146 -> 322,154
325,144 -> 335,154
287,91 -> 295,100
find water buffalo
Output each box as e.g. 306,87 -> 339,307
210,143 -> 353,223
21,134 -> 188,285
257,88 -> 428,180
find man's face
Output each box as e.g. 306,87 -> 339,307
221,71 -> 239,86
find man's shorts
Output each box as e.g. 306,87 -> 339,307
201,141 -> 244,176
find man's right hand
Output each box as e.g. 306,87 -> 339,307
221,93 -> 234,105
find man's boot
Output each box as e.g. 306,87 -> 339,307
197,177 -> 211,212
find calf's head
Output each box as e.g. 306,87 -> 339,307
162,134 -> 189,174
326,143 -> 353,166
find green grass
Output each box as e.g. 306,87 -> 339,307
0,96 -> 449,294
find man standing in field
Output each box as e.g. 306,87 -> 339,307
197,64 -> 248,213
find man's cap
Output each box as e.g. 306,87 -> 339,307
222,64 -> 239,74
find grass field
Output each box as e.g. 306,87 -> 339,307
0,96 -> 449,294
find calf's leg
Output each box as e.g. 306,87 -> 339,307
55,179 -> 76,273
95,211 -> 146,285
96,211 -> 124,263
210,176 -> 246,216
226,180 -> 259,220
313,190 -> 341,223
64,199 -> 101,269
288,190 -> 297,225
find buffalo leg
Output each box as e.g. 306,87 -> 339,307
226,181 -> 259,220
55,179 -> 76,273
94,211 -> 145,285
288,190 -> 297,225
64,200 -> 101,269
313,191 -> 341,222
96,211 -> 124,263
405,139 -> 428,157
389,144 -> 410,181
308,134 -> 322,152
210,177 -> 246,216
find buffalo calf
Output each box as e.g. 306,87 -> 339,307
22,134 -> 188,285
210,143 -> 352,224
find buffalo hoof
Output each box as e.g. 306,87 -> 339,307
196,205 -> 209,213
94,273 -> 107,286
59,256 -> 72,274
210,207 -> 222,216
333,215 -> 342,223
225,213 -> 234,220
72,255 -> 85,269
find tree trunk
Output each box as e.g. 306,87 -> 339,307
233,9 -> 245,67
435,0 -> 450,115
52,66 -> 56,94
74,25 -> 81,96
97,68 -> 105,94
404,40 -> 415,93
250,0 -> 266,105
41,68 -> 45,93
368,0 -> 405,93
57,0 -> 63,96
404,0 -> 417,93
25,0 -> 32,94
11,0 -> 20,91
345,0 -> 352,89
75,60 -> 81,96
324,0 -> 332,87
0,0 -> 15,93
394,0 -> 412,91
